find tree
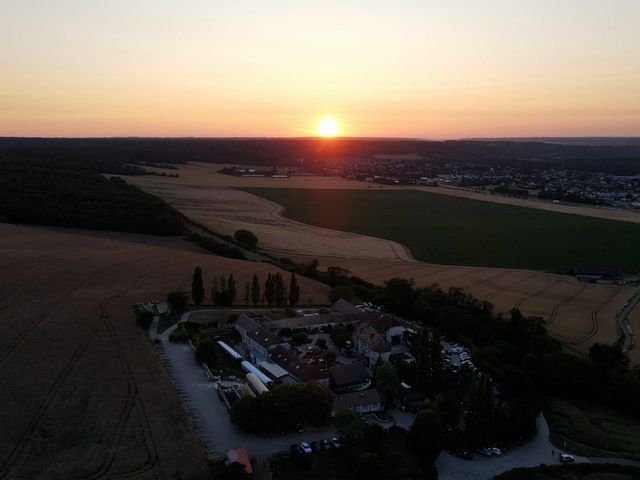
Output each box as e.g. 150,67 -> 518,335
196,338 -> 218,367
414,329 -> 443,395
136,310 -> 153,329
227,274 -> 237,305
211,277 -> 219,307
251,274 -> 261,306
330,326 -> 353,348
464,373 -> 494,448
330,285 -> 355,303
233,229 -> 258,251
334,408 -> 367,445
167,290 -> 187,311
264,274 -> 275,306
274,272 -> 286,307
590,343 -> 630,371
191,266 -> 205,306
409,409 -> 444,469
292,332 -> 310,346
354,453 -> 385,480
288,273 -> 300,306
326,266 -> 350,286
244,281 -> 250,305
375,362 -> 401,407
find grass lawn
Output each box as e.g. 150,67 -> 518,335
544,397 -> 640,460
240,188 -> 640,273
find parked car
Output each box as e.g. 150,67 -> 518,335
477,448 -> 493,457
299,442 -> 312,454
290,444 -> 302,455
330,437 -> 342,449
311,441 -> 321,452
559,454 -> 575,463
490,447 -> 503,456
321,439 -> 331,450
296,423 -> 305,433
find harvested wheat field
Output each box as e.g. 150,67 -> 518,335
304,256 -> 636,355
0,224 -> 329,480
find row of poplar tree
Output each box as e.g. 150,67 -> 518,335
190,267 -> 301,307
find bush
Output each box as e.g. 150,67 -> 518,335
292,332 -> 310,346
234,229 -> 258,251
169,326 -> 189,342
167,290 -> 188,311
136,311 -> 154,329
316,338 -> 327,350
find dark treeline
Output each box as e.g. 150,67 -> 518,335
3,137 -> 640,174
0,157 -> 183,235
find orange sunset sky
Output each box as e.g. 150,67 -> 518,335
1,0 -> 639,138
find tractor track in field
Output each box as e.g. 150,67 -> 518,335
0,262 -> 181,480
0,259 -> 129,365
564,287 -> 622,346
512,277 -> 565,311
546,285 -> 588,326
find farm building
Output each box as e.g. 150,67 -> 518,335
574,266 -> 625,284
269,345 -> 327,385
331,389 -> 382,417
234,314 -> 282,358
329,362 -> 370,392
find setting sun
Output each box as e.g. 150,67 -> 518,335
318,117 -> 340,137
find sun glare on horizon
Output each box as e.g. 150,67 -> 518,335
318,117 -> 340,137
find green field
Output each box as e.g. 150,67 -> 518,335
544,397 -> 640,460
241,188 -> 640,272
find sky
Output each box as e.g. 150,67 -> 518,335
1,0 -> 639,138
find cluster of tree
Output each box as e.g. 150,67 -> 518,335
334,407 -> 442,480
5,137 -> 640,175
233,229 -> 258,251
230,382 -> 330,433
212,275 -> 237,307
261,272 -> 300,306
135,310 -> 154,329
0,157 -> 184,235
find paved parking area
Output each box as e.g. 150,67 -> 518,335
157,326 -> 336,459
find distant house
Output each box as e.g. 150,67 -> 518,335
329,362 -> 370,392
226,448 -> 252,474
331,388 -> 382,417
234,314 -> 282,359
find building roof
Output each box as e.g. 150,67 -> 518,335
270,345 -> 324,382
332,298 -> 362,315
359,312 -> 395,333
356,325 -> 391,353
332,389 -> 381,411
329,362 -> 369,387
227,448 -> 253,474
259,360 -> 289,379
262,312 -> 359,331
236,314 -> 281,349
